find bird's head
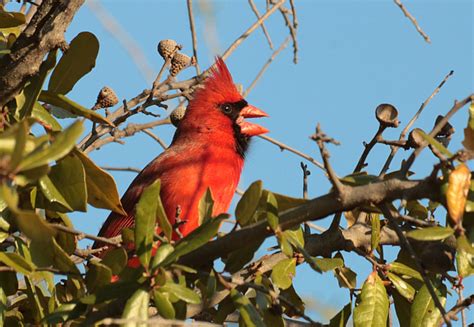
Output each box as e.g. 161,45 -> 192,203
180,57 -> 268,153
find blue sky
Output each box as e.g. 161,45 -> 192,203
32,0 -> 474,324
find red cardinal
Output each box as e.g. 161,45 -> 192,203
94,58 -> 268,255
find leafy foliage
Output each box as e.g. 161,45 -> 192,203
0,3 -> 473,327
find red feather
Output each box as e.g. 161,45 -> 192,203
94,58 -> 265,256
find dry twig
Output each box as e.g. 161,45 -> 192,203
393,0 -> 431,43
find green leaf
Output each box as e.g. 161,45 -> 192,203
198,188 -> 214,225
456,235 -> 474,278
266,191 -> 308,212
334,255 -> 357,290
39,91 -> 113,126
18,120 -> 84,171
0,252 -> 35,275
85,261 -> 112,292
313,257 -> 344,272
19,50 -> 57,119
370,213 -> 380,253
160,282 -> 201,304
0,10 -> 25,28
73,149 -> 126,215
152,290 -> 175,319
387,272 -> 415,302
340,172 -> 378,186
353,272 -> 389,327
410,280 -> 447,326
31,102 -> 62,131
122,288 -> 149,327
284,226 -> 305,249
102,247 -> 128,275
406,226 -> 454,241
155,188 -> 172,242
48,32 -> 99,94
40,155 -> 87,212
387,262 -> 422,281
416,128 -> 453,157
271,258 -> 296,290
0,287 -> 5,324
135,180 -> 161,268
280,285 -> 305,317
236,180 -> 262,226
151,244 -> 174,269
9,119 -> 29,171
230,289 -> 266,327
329,302 -> 352,327
405,200 -> 428,220
161,214 -> 226,266
266,191 -> 279,231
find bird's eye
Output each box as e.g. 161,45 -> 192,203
222,104 -> 232,114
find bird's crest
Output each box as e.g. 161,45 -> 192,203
193,57 -> 243,105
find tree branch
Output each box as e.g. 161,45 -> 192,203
0,0 -> 85,107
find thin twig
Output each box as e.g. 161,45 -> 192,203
393,0 -> 431,43
380,71 -> 454,176
243,36 -> 290,98
401,94 -> 473,175
446,293 -> 473,323
101,166 -> 141,173
248,0 -> 274,49
355,125 -> 386,173
311,123 -> 344,195
222,0 -> 285,60
50,224 -> 122,247
142,128 -> 168,150
379,203 -> 451,326
278,6 -> 298,63
258,134 -> 324,170
300,162 -> 310,200
187,0 -> 201,75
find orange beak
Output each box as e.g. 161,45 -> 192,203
238,105 -> 269,136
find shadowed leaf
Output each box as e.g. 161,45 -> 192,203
236,180 -> 262,226
406,226 -> 454,241
329,302 -> 352,327
48,32 -> 99,95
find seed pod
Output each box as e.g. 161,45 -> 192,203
170,106 -> 186,127
93,86 -> 118,110
157,39 -> 179,61
375,103 -> 399,128
170,52 -> 192,77
447,163 -> 471,227
407,128 -> 425,148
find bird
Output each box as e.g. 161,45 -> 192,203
94,57 -> 268,259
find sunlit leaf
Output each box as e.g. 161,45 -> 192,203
387,261 -> 422,281
271,258 -> 296,290
0,252 -> 35,275
410,280 -> 447,326
392,289 -> 411,327
447,164 -> 471,225
406,226 -> 454,241
135,179 -> 161,268
160,282 -> 201,304
456,235 -> 474,278
18,120 -> 84,171
370,213 -> 380,253
122,288 -> 149,326
340,172 -> 377,186
48,32 -> 99,95
73,149 -> 126,215
387,272 -> 415,301
153,290 -> 175,319
39,91 -> 113,126
462,103 -> 474,151
313,257 -> 344,272
31,102 -> 62,131
353,272 -> 389,327
151,244 -> 174,269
